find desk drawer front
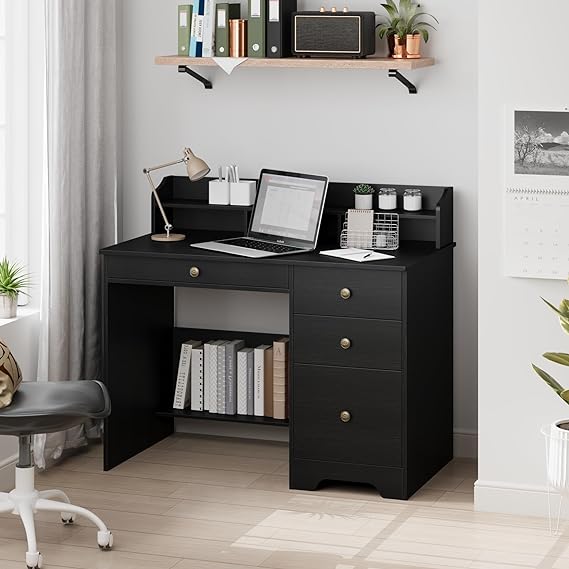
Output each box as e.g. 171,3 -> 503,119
293,315 -> 402,370
292,365 -> 402,467
106,256 -> 289,289
293,267 -> 401,320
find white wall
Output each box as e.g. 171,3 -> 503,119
120,0 -> 478,453
476,0 -> 569,516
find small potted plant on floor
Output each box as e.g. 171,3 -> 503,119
377,0 -> 438,59
353,184 -> 375,210
0,258 -> 32,319
533,286 -> 569,497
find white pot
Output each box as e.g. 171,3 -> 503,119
354,194 -> 373,210
0,295 -> 17,319
544,419 -> 569,492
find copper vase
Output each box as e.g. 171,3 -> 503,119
392,35 -> 407,59
406,34 -> 422,59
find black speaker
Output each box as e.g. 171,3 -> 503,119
292,11 -> 376,58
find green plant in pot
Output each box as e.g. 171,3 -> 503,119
377,0 -> 438,59
0,258 -> 32,319
354,184 -> 375,210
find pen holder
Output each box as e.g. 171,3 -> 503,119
209,180 -> 230,205
230,180 -> 257,206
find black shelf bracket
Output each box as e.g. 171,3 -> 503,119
388,69 -> 418,94
178,65 -> 213,89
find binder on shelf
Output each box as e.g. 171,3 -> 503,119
173,340 -> 202,410
178,4 -> 194,56
226,340 -> 245,416
254,345 -> 270,416
190,346 -> 204,411
237,347 -> 254,415
215,3 -> 241,57
266,0 -> 296,57
216,341 -> 229,414
202,0 -> 216,57
190,0 -> 206,57
273,337 -> 289,420
247,0 -> 266,57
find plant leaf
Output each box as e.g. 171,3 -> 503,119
544,352 -> 569,366
533,364 -> 566,397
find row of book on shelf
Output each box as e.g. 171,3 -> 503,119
173,337 -> 289,420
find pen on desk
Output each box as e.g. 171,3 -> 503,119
362,252 -> 372,260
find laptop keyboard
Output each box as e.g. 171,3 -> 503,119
228,238 -> 300,254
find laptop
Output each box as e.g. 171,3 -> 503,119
191,169 -> 329,258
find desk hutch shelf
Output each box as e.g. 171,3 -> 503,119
155,55 -> 435,94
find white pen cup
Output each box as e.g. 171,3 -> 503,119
230,180 -> 257,206
209,180 -> 230,205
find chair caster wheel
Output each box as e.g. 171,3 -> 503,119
26,552 -> 43,568
97,530 -> 113,550
61,513 -> 75,525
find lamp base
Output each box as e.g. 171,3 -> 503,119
151,233 -> 186,242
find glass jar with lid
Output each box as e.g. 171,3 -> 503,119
377,188 -> 397,211
403,189 -> 422,211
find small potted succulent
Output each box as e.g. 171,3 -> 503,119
0,258 -> 32,319
377,0 -> 438,59
353,184 -> 375,210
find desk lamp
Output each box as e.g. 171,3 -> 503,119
143,147 -> 210,242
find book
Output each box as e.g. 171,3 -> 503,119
215,3 -> 241,57
226,340 -> 245,415
263,346 -> 274,418
173,340 -> 202,409
190,346 -> 204,411
189,0 -> 205,57
204,340 -> 223,412
246,350 -> 255,415
178,4 -> 193,56
202,0 -> 216,57
237,347 -> 254,415
254,345 -> 270,416
273,337 -> 289,420
216,341 -> 229,414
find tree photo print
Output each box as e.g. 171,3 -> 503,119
514,110 -> 569,176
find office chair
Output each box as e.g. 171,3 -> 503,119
0,381 -> 113,569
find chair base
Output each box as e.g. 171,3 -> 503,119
0,466 -> 113,568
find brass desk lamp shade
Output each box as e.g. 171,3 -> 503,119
143,147 -> 210,242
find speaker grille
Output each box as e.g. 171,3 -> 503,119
295,16 -> 361,53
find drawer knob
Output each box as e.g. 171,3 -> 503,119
340,410 -> 352,423
340,288 -> 352,300
189,266 -> 200,278
340,337 -> 352,350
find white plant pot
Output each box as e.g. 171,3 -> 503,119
354,194 -> 373,210
0,295 -> 17,319
544,419 -> 569,492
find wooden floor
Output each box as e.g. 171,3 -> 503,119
0,434 -> 563,568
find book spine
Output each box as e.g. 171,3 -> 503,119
173,343 -> 192,409
273,339 -> 289,420
190,347 -> 204,411
195,0 -> 206,57
237,351 -> 248,415
209,343 -> 219,414
264,347 -> 274,418
217,343 -> 227,414
226,346 -> 236,415
202,0 -> 215,57
254,347 -> 266,416
189,0 -> 199,57
246,351 -> 254,415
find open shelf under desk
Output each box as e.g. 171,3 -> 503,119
157,408 -> 288,427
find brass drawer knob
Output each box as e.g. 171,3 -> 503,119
340,337 -> 352,350
189,266 -> 200,278
340,288 -> 352,300
340,410 -> 352,423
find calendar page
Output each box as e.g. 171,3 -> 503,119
504,187 -> 569,279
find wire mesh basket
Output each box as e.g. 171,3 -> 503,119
340,212 -> 399,251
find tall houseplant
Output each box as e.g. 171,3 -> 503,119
0,258 -> 32,318
377,0 -> 438,59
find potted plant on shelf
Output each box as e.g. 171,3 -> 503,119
533,286 -> 569,499
353,184 -> 375,210
377,0 -> 438,59
0,258 -> 32,319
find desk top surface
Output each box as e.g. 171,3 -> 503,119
101,233 -> 453,272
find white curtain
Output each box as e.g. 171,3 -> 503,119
35,0 -> 118,468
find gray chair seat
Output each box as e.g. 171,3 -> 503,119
0,381 -> 110,436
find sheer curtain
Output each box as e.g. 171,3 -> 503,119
35,0 -> 118,468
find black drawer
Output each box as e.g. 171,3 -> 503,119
292,365 -> 402,467
293,315 -> 402,370
105,256 -> 289,290
293,267 -> 401,320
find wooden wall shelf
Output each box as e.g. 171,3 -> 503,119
155,55 -> 435,94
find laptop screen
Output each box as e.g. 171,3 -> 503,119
249,170 -> 329,246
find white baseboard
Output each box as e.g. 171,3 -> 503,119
0,454 -> 17,491
475,479 -> 559,519
454,428 -> 478,459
